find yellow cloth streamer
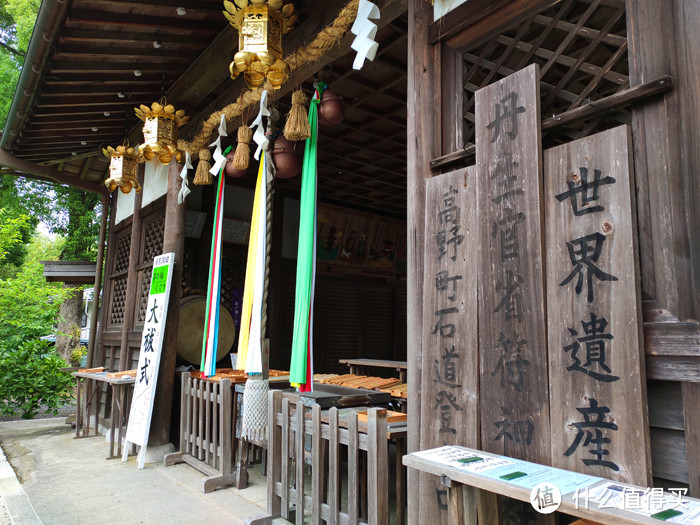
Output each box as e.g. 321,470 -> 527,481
236,158 -> 265,368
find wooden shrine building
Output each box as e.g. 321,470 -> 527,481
1,0 -> 699,523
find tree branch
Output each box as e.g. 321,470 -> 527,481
0,40 -> 24,58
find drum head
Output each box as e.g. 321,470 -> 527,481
177,295 -> 235,365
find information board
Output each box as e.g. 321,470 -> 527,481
123,252 -> 175,468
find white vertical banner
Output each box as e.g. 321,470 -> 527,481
123,252 -> 175,468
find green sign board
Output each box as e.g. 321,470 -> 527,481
150,265 -> 169,295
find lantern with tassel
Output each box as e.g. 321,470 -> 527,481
223,0 -> 297,90
134,99 -> 190,165
103,144 -> 140,193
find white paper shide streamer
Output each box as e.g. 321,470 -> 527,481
208,114 -> 228,176
351,0 -> 381,70
178,151 -> 193,204
251,90 -> 270,160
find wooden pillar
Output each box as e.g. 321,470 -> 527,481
682,382 -> 700,497
87,193 -> 110,368
407,0 -> 438,522
118,165 -> 145,371
94,191 -> 118,369
149,158 -> 186,446
626,0 -> 700,320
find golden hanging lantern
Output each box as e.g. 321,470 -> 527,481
134,99 -> 190,165
223,0 -> 297,90
103,144 -> 140,194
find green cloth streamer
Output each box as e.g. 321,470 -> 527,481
289,84 -> 324,387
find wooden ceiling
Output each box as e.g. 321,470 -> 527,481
1,0 -> 410,218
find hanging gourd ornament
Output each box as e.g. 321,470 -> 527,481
103,143 -> 140,194
134,99 -> 190,166
223,0 -> 297,90
318,89 -> 344,127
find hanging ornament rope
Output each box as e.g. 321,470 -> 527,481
240,149 -> 274,443
177,0 -> 362,157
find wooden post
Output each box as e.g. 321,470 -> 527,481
407,0 -> 438,522
149,158 -> 186,446
267,390 -> 282,515
86,193 -> 110,368
94,196 -> 117,370
682,382 -> 700,497
626,0 -> 700,321
118,164 -> 145,371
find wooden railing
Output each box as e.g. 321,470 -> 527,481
267,390 -> 391,525
164,374 -> 237,492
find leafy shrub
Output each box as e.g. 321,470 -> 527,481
69,346 -> 87,367
0,339 -> 74,419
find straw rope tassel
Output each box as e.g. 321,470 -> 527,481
193,149 -> 212,185
284,90 -> 310,141
232,124 -> 253,170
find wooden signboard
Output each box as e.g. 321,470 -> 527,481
420,166 -> 479,523
544,125 -> 651,486
475,63 -> 551,468
123,252 -> 175,468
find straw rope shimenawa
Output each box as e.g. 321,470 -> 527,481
176,0 -> 360,160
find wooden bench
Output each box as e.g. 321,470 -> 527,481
338,359 -> 408,383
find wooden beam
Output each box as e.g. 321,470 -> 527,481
78,156 -> 95,180
49,60 -> 188,72
67,10 -> 217,30
444,0 -> 561,54
429,76 -> 673,170
429,0 -> 512,44
59,28 -> 206,44
74,0 -> 223,11
0,148 -> 107,194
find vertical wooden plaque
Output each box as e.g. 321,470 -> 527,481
421,166 -> 479,523
475,63 -> 551,467
544,125 -> 651,486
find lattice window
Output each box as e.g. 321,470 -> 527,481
110,276 -> 128,324
137,267 -> 153,322
114,233 -> 131,273
142,215 -> 165,264
462,0 -> 629,150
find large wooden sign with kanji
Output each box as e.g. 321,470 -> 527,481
421,166 -> 478,522
544,125 -> 651,485
123,252 -> 175,468
475,63 -> 551,467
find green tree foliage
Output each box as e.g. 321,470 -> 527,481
0,233 -> 68,350
49,186 -> 102,261
0,339 -> 74,419
0,234 -> 74,419
0,0 -> 39,128
0,208 -> 28,264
